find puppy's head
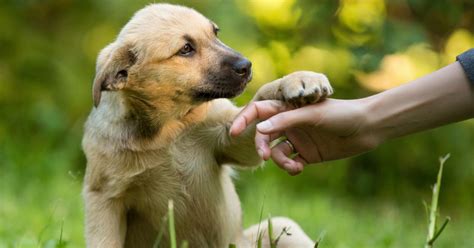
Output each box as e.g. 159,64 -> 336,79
92,4 -> 252,108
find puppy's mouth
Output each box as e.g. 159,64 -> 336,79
192,76 -> 251,101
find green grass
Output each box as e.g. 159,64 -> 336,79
1,160 -> 473,248
424,154 -> 451,248
0,171 -> 84,248
238,162 -> 474,248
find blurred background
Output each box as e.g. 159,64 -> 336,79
0,0 -> 473,247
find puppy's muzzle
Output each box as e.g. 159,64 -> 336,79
192,54 -> 252,101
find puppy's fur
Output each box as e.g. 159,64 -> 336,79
82,4 -> 332,247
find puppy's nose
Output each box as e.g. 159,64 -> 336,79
232,58 -> 252,78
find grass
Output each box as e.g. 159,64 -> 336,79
424,154 -> 451,248
238,161 -> 474,248
0,170 -> 84,248
168,200 -> 177,248
1,158 -> 473,247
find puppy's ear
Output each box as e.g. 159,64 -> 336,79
92,43 -> 137,107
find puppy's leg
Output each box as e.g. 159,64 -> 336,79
84,192 -> 126,247
254,71 -> 333,105
209,99 -> 263,168
243,217 -> 314,248
124,210 -> 157,248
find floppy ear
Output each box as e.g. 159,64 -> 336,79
92,43 -> 137,107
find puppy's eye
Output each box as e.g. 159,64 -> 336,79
179,43 -> 194,56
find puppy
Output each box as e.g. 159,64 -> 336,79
82,3 -> 332,247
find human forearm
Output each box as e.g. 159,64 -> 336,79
364,62 -> 474,143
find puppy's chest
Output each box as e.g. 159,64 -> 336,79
124,145 -> 222,207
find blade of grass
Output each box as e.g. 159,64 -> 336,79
267,214 -> 275,248
255,193 -> 266,247
424,154 -> 450,248
37,203 -> 59,247
257,232 -> 263,248
428,217 -> 451,245
274,226 -> 291,246
314,230 -> 326,248
58,219 -> 64,247
169,200 -> 177,248
422,200 -> 429,226
153,215 -> 168,248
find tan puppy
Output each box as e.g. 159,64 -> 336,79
82,3 -> 332,248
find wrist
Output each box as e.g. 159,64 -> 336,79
358,95 -> 390,148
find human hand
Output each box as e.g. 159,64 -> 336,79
230,98 -> 380,175
232,62 -> 474,175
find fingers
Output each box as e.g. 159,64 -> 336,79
230,100 -> 289,136
256,106 -> 317,134
256,130 -> 312,175
255,132 -> 282,161
293,155 -> 309,167
255,132 -> 271,160
271,141 -> 305,175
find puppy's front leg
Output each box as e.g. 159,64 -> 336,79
84,191 -> 126,247
208,99 -> 263,168
253,71 -> 333,104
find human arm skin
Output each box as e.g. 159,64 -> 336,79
365,61 -> 474,143
230,62 -> 474,175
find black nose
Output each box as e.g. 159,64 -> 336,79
232,58 -> 252,78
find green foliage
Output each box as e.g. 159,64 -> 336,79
1,0 -> 473,247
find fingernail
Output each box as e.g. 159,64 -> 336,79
257,121 -> 272,132
257,149 -> 264,159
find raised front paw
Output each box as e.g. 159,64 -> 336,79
279,71 -> 333,106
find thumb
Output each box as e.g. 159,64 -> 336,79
256,106 -> 318,134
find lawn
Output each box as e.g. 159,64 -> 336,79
2,158 -> 473,248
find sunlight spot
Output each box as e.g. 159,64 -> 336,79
443,29 -> 474,64
236,0 -> 301,29
289,46 -> 353,86
334,0 -> 386,45
356,44 -> 440,91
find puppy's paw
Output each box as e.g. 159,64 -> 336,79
279,71 -> 332,106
